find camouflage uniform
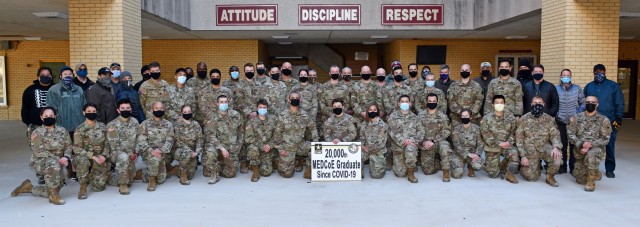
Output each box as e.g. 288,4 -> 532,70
480,111 -> 520,178
567,112 -> 611,184
451,123 -> 485,178
273,109 -> 319,178
317,81 -> 351,140
224,79 -> 254,166
291,83 -> 319,121
447,80 -> 484,127
203,110 -> 244,178
266,80 -> 288,115
281,77 -> 300,92
28,126 -> 72,198
244,115 -> 277,176
516,112 -> 563,181
405,77 -> 424,101
359,119 -> 389,179
167,85 -> 197,122
351,80 -> 383,122
186,77 -> 210,93
106,116 -> 139,186
136,118 -> 175,184
417,109 -> 452,175
73,122 -> 109,191
387,110 -> 424,177
324,114 -> 358,143
138,80 -> 172,119
413,87 -> 447,115
197,85 -> 234,122
483,77 -> 523,116
382,83 -> 411,117
173,119 -> 203,179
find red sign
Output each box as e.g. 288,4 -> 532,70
216,5 -> 278,26
381,4 -> 444,25
299,5 -> 361,25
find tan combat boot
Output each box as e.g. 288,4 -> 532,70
295,158 -> 304,172
467,164 -> 476,177
11,179 -> 33,197
595,171 -> 602,181
407,167 -> 418,183
251,165 -> 260,182
147,176 -> 157,191
119,184 -> 130,195
545,173 -> 559,187
48,187 -> 65,205
303,163 -> 312,179
166,165 -> 179,177
585,173 -> 596,192
240,161 -> 249,174
78,183 -> 88,199
180,170 -> 190,185
208,171 -> 220,184
505,171 -> 519,184
133,169 -> 143,180
442,169 -> 451,182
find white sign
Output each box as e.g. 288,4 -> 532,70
311,142 -> 362,182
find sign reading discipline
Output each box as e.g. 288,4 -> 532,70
381,4 -> 444,25
311,142 -> 362,182
299,5 -> 361,25
216,5 -> 278,26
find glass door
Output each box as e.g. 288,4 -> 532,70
617,60 -> 637,119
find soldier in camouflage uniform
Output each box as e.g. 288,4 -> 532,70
447,64 -> 484,128
484,60 -> 524,118
387,95 -> 424,183
188,62 -> 211,124
167,68 -> 197,122
567,96 -> 611,191
244,99 -> 278,182
383,67 -> 412,117
223,65 -> 251,174
417,94 -> 453,182
318,65 -> 351,140
273,91 -> 319,178
340,67 -> 356,115
136,101 -> 175,191
359,104 -> 389,179
203,95 -> 244,184
172,105 -> 203,185
139,62 -> 172,119
516,97 -> 563,187
480,95 -> 519,184
413,73 -> 447,115
11,107 -> 70,205
405,63 -> 424,100
324,98 -> 358,145
290,69 -> 318,173
106,99 -> 139,195
266,66 -> 289,115
73,104 -> 109,199
451,109 -> 484,179
280,62 -> 300,92
351,66 -> 383,123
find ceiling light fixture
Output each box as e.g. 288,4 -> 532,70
504,35 -> 528,39
272,35 -> 290,39
33,12 -> 68,19
278,41 -> 293,45
370,35 -> 388,39
363,41 -> 377,45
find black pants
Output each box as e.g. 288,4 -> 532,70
557,122 -> 575,172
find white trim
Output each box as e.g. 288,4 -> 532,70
0,55 -> 6,106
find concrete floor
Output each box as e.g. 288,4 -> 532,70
0,120 -> 638,226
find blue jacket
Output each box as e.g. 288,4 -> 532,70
583,78 -> 624,122
115,86 -> 146,123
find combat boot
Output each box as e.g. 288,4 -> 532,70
295,157 -> 304,172
147,176 -> 157,191
10,179 -> 33,197
407,167 -> 418,183
251,165 -> 260,182
180,170 -> 190,185
166,165 -> 179,177
78,183 -> 88,199
467,164 -> 475,177
48,187 -> 65,205
585,173 -> 596,192
385,155 -> 392,171
208,170 -> 220,184
595,171 -> 602,181
240,161 -> 249,174
133,169 -> 143,180
545,173 -> 559,187
505,171 -> 519,184
303,163 -> 312,179
119,184 -> 130,195
442,169 -> 450,182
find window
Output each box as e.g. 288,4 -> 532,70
0,56 -> 6,106
417,45 -> 447,65
495,54 -> 537,77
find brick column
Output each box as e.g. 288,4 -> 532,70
69,0 -> 142,81
541,0 -> 620,86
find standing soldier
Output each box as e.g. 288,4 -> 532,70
480,95 -> 519,184
291,69 -> 318,172
387,95 -> 424,183
405,63 -> 424,100
340,67 -> 355,115
567,96 -> 612,191
244,99 -> 278,182
137,102 -> 175,191
359,104 -> 389,179
417,93 -> 452,182
203,95 -> 244,184
373,68 -> 388,118
280,62 -> 300,92
172,105 -> 202,185
167,68 -> 197,122
351,65 -> 383,123
484,60 -> 524,119
222,66 -> 242,91
253,62 -> 272,100
382,67 -> 411,117
73,104 -> 109,199
265,66 -> 288,115
107,99 -> 139,195
139,62 -> 171,119
413,73 -> 447,115
318,65 -> 351,140
197,68 -> 235,122
451,109 -> 484,178
11,107 -> 70,205
516,96 -> 563,187
448,64 -> 484,127
187,62 -> 211,93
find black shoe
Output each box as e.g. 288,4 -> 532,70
558,168 -> 567,174
606,171 -> 615,178
38,176 -> 45,185
70,172 -> 78,182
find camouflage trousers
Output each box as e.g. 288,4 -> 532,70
142,152 -> 169,184
573,147 -> 605,184
366,148 -> 387,179
390,143 -> 419,177
278,149 -> 299,178
520,148 -> 562,181
204,145 -> 239,178
111,152 -> 136,185
73,156 -> 110,191
173,148 -> 198,180
420,141 -> 452,175
451,152 -> 484,179
29,157 -> 64,197
317,113 -> 327,141
247,144 -> 274,176
484,147 -> 519,178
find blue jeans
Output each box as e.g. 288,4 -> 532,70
605,129 -> 618,173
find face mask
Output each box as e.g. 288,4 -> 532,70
367,111 -> 378,119
425,81 -> 435,88
333,108 -> 343,115
39,76 -> 53,84
409,71 -> 418,78
218,103 -> 229,111
150,72 -> 161,80
427,103 -> 438,110
186,73 -> 194,80
42,117 -> 56,126
518,70 -> 531,79
197,71 -> 207,79
594,72 -> 606,83
143,73 -> 151,80
245,72 -> 255,79
152,110 -> 164,118
177,76 -> 187,85
499,69 -> 510,76
299,77 -> 308,83
561,77 -> 571,84
460,71 -> 471,79
461,117 -> 471,124
290,99 -> 300,107
331,74 -> 340,80
400,103 -> 410,111
586,103 -> 597,113
271,73 -> 280,81
422,70 -> 431,80
440,74 -> 449,80
343,75 -> 351,81
120,110 -> 132,118
257,108 -> 268,116
481,70 -> 491,77
211,78 -> 221,85
124,80 -> 133,87
112,70 -> 121,78
282,69 -> 292,76
183,113 -> 193,120
531,104 -> 544,118
494,104 -> 505,112
231,71 -> 239,79
62,76 -> 73,87
533,73 -> 543,81
377,75 -> 386,82
309,77 -> 317,84
361,74 -> 371,80
394,75 -> 403,82
98,76 -> 111,85
257,68 -> 266,75
77,70 -> 88,78
85,113 -> 98,121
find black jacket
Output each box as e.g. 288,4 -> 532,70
21,80 -> 54,126
85,78 -> 118,124
73,77 -> 94,91
522,80 -> 559,116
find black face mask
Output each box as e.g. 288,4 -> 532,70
211,78 -> 221,85
290,99 -> 300,107
333,108 -> 343,115
533,73 -> 544,80
586,103 -> 597,113
150,72 -> 161,80
245,72 -> 255,79
183,113 -> 193,120
85,113 -> 98,121
377,75 -> 386,82
531,104 -> 544,118
367,111 -> 378,119
460,71 -> 471,79
409,71 -> 418,78
361,74 -> 371,80
518,70 -> 532,80
153,110 -> 165,118
343,75 -> 351,81
120,110 -> 132,118
257,68 -> 266,75
427,103 -> 438,110
142,73 -> 151,80
39,76 -> 53,84
42,117 -> 56,126
394,75 -> 403,82
331,74 -> 340,80
186,73 -> 194,80
197,71 -> 207,79
282,69 -> 292,76
481,70 -> 491,77
461,117 -> 471,124
271,73 -> 280,81
499,69 -> 510,76
299,77 -> 308,83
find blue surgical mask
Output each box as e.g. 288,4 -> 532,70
425,81 -> 435,87
561,77 -> 571,84
177,76 -> 187,85
77,69 -> 88,77
112,70 -> 121,78
257,108 -> 268,116
231,71 -> 239,79
219,103 -> 229,111
594,72 -> 606,83
400,103 -> 410,111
